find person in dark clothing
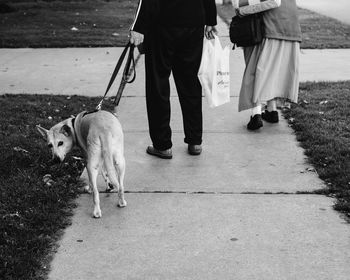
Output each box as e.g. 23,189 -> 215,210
130,0 -> 217,159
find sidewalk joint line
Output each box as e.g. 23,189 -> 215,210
82,190 -> 324,195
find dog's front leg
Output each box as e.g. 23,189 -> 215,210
87,162 -> 102,218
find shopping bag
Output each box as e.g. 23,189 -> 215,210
198,35 -> 230,108
232,0 -> 281,16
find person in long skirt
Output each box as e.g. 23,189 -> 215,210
239,0 -> 302,130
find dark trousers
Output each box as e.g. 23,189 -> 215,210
144,26 -> 204,150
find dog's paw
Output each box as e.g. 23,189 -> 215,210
106,183 -> 117,193
93,208 -> 102,218
117,200 -> 127,208
81,185 -> 92,194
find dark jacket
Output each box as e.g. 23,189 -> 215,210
131,0 -> 217,35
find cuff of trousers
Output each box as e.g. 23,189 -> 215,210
153,142 -> 172,151
184,138 -> 202,146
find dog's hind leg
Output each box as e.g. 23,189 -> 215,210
101,166 -> 115,192
115,155 -> 127,208
87,156 -> 102,218
103,151 -> 127,208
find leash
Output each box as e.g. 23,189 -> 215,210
95,42 -> 136,111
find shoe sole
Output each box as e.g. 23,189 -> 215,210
262,117 -> 279,123
146,148 -> 172,159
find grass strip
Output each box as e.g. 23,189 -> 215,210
0,94 -> 115,280
0,0 -> 137,47
1,1 -> 349,48
217,4 -> 350,49
284,81 -> 350,219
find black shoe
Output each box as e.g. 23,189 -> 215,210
247,114 -> 263,130
146,145 -> 172,159
188,144 -> 202,155
262,110 -> 279,123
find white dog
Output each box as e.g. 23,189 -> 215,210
36,110 -> 127,218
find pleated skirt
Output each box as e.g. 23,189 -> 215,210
238,38 -> 300,112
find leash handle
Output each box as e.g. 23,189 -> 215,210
95,42 -> 134,111
113,44 -> 136,106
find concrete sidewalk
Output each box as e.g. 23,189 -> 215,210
2,15 -> 350,280
1,16 -> 350,97
1,46 -> 350,97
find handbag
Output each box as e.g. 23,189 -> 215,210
232,0 -> 281,16
229,13 -> 264,48
198,36 -> 230,108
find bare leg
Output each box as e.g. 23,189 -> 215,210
267,99 -> 277,112
251,104 -> 262,116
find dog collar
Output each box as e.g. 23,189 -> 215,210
71,117 -> 78,146
71,112 -> 88,152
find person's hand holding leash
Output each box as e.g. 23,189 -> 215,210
129,30 -> 144,46
205,25 -> 217,40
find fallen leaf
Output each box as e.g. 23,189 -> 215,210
43,174 -> 55,186
13,147 -> 29,153
306,167 -> 316,172
72,156 -> 84,161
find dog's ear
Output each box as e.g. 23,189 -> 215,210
60,124 -> 72,137
36,125 -> 49,140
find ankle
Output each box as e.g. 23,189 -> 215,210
267,100 -> 277,112
251,105 -> 262,116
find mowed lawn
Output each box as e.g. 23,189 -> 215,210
0,0 -> 138,47
0,95 -> 116,280
1,0 -> 349,48
284,82 -> 350,218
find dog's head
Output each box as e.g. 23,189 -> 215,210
36,118 -> 75,163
